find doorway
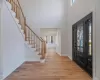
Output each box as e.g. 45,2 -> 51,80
40,28 -> 61,54
72,13 -> 93,77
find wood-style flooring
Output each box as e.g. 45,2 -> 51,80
5,52 -> 92,80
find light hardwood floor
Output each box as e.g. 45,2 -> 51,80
5,52 -> 92,80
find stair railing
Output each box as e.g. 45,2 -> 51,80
7,0 -> 46,59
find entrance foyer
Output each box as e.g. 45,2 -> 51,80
5,52 -> 91,80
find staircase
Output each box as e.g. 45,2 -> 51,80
6,0 -> 46,62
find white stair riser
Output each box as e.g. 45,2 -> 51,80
11,11 -> 16,17
18,24 -> 22,29
25,42 -> 40,61
15,18 -> 19,23
25,41 -> 39,53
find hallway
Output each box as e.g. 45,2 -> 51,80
5,53 -> 91,80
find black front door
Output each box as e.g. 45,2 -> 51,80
72,13 -> 93,77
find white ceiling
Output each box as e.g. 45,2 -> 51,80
19,0 -> 68,28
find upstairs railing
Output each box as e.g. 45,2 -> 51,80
7,0 -> 46,59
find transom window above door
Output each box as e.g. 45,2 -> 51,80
71,0 -> 75,6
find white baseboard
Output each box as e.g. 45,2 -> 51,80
56,53 -> 61,56
93,77 -> 99,80
61,54 -> 72,60
68,56 -> 72,60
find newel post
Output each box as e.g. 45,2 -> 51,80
40,41 -> 44,59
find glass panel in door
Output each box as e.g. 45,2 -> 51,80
88,20 -> 92,56
77,23 -> 83,53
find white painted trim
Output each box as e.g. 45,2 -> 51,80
0,1 -> 3,80
93,7 -> 96,79
68,56 -> 72,60
57,53 -> 61,56
61,54 -> 72,60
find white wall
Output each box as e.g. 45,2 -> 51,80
24,43 -> 40,61
95,0 -> 100,79
31,28 -> 41,37
1,2 -> 25,79
61,27 -> 69,56
0,8 -> 3,79
56,29 -> 61,55
19,0 -> 68,39
19,0 -> 66,28
67,0 -> 95,58
40,28 -> 58,36
0,0 -> 3,8
60,0 -> 69,56
18,0 -> 68,56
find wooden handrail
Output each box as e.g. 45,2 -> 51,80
40,37 -> 45,42
26,24 -> 43,42
7,0 -> 46,60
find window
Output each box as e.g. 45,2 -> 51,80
71,0 -> 75,6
